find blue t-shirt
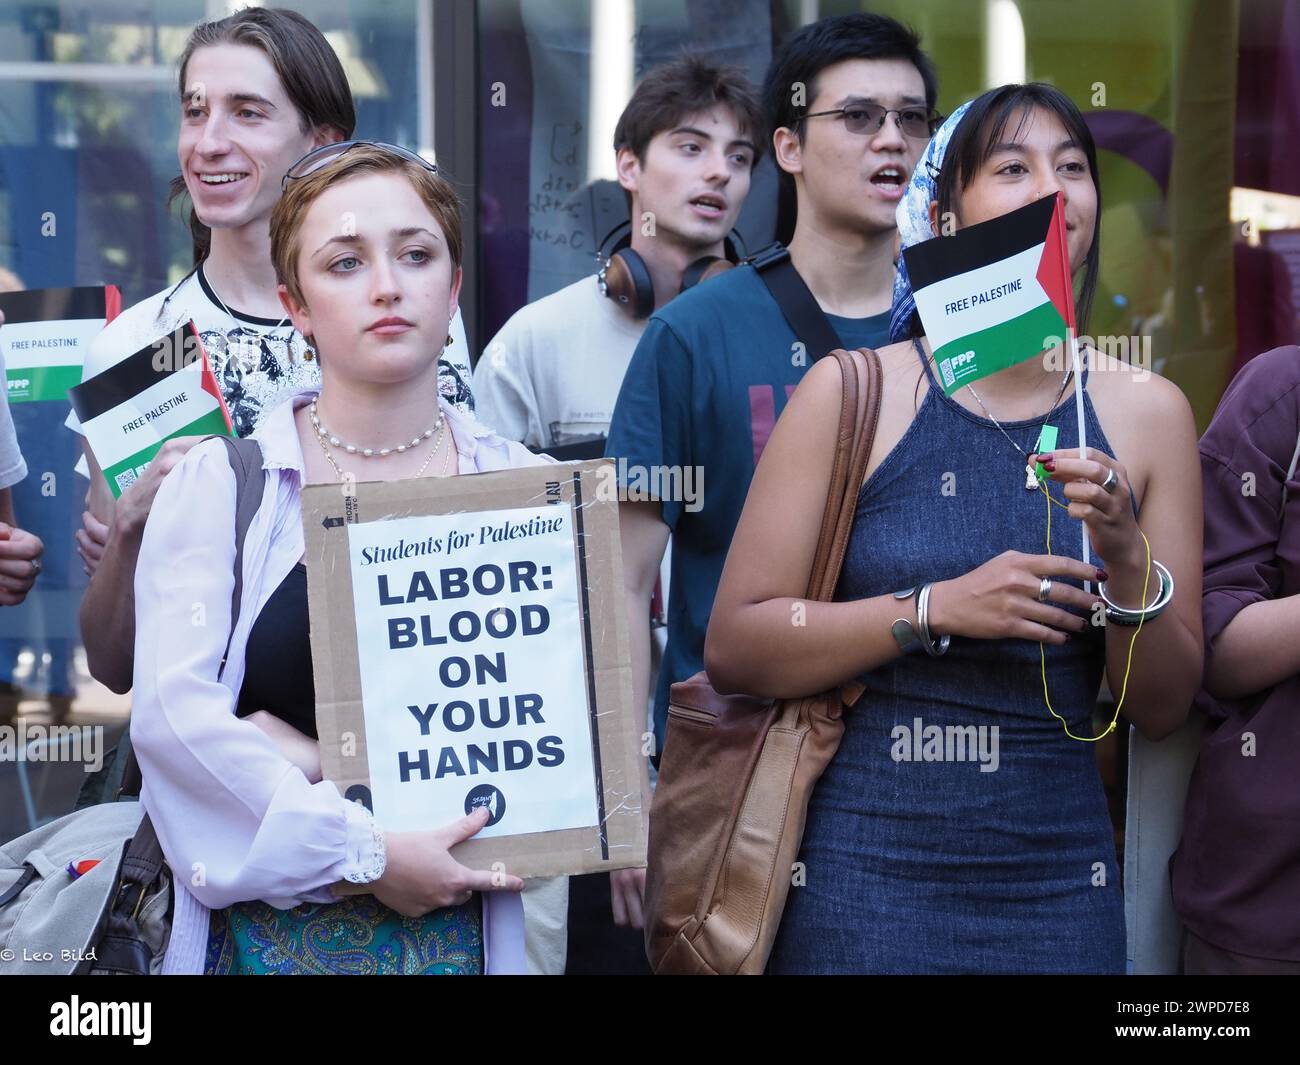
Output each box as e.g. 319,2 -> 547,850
604,262 -> 892,752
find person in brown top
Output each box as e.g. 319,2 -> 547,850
1171,343 -> 1300,975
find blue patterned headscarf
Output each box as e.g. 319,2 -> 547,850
888,100 -> 974,342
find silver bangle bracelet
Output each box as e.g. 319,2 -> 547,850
1097,560 -> 1174,626
916,582 -> 951,656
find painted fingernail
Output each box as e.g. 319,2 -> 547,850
1096,569 -> 1108,582
1042,458 -> 1056,470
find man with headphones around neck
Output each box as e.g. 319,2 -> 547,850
473,55 -> 764,454
603,11 -> 939,948
474,52 -> 764,977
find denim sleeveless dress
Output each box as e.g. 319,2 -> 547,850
768,344 -> 1126,974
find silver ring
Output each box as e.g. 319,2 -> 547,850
1038,576 -> 1053,602
1101,467 -> 1119,494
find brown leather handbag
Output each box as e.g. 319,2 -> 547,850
643,346 -> 882,975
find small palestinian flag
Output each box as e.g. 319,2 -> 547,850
68,323 -> 232,498
0,286 -> 121,404
902,192 -> 1076,395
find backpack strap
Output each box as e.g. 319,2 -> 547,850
101,436 -> 266,972
748,242 -> 842,362
94,816 -> 168,975
0,863 -> 37,907
212,435 -> 267,675
117,435 -> 265,800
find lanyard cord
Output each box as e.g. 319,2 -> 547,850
1035,475 -> 1151,742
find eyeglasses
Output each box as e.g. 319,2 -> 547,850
801,104 -> 943,140
282,140 -> 438,191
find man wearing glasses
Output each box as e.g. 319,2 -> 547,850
604,11 -> 939,923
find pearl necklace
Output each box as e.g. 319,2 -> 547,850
309,397 -> 443,457
315,419 -> 450,483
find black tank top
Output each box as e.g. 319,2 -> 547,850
235,563 -> 317,739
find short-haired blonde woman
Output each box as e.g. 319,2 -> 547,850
131,143 -> 534,975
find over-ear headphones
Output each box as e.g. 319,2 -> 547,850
596,221 -> 747,319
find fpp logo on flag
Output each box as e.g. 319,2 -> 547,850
0,286 -> 120,404
940,350 -> 977,389
902,193 -> 1076,395
68,322 -> 233,498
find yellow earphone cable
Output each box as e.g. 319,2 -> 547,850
1035,475 -> 1151,742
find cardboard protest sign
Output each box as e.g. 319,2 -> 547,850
301,459 -> 646,880
67,322 -> 232,498
0,286 -> 120,404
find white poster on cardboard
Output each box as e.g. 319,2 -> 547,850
345,503 -> 599,838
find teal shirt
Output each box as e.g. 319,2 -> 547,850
604,263 -> 891,753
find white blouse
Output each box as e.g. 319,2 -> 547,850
132,390 -> 543,974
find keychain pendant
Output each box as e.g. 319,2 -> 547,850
1025,462 -> 1040,490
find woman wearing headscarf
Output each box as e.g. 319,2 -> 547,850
705,84 -> 1203,973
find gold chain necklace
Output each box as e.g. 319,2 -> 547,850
965,368 -> 1074,490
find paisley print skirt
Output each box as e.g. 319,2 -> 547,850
204,894 -> 483,975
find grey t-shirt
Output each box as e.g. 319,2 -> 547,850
0,341 -> 29,490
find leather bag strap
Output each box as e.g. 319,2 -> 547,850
802,348 -> 882,712
805,348 -> 883,603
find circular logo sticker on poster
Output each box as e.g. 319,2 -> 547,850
465,784 -> 506,826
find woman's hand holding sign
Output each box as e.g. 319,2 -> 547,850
244,705 -> 527,916
372,807 -> 525,918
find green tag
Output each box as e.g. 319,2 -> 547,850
1035,424 -> 1059,481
